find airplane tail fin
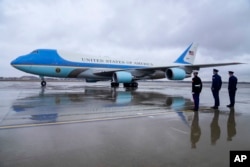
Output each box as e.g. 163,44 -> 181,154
174,43 -> 198,65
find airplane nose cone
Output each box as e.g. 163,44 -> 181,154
10,58 -> 20,68
11,55 -> 26,67
11,59 -> 17,66
10,55 -> 26,69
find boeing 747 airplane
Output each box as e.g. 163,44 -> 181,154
11,43 -> 242,87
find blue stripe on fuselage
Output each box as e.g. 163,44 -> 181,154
14,65 -> 76,77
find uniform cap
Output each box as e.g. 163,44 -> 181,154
193,70 -> 199,74
213,69 -> 218,72
228,71 -> 234,74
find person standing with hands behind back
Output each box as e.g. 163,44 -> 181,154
227,71 -> 237,108
211,69 -> 222,109
192,70 -> 202,112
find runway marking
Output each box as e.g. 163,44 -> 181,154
0,112 -> 172,130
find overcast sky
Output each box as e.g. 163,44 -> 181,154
1,0 -> 250,81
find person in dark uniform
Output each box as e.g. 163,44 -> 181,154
227,71 -> 237,108
192,70 -> 202,111
211,69 -> 222,109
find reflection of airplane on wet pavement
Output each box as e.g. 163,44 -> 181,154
12,87 -> 193,125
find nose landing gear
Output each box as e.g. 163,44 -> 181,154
41,80 -> 46,87
40,76 -> 46,87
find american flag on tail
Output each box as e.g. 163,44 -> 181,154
189,51 -> 194,56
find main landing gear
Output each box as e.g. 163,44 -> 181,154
111,82 -> 119,87
111,82 -> 138,88
123,82 -> 138,88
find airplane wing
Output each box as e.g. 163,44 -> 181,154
134,62 -> 243,71
94,62 -> 243,77
186,62 -> 243,69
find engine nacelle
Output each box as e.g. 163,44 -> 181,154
166,68 -> 186,80
113,71 -> 133,83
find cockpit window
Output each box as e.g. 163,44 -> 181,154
31,50 -> 39,54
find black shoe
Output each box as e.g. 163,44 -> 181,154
227,105 -> 234,108
211,106 -> 218,109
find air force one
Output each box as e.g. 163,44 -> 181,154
11,43 -> 242,87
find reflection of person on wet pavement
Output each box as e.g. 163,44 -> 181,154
210,110 -> 221,145
191,112 -> 201,148
227,107 -> 236,141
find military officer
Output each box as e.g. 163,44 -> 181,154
211,69 -> 222,109
227,71 -> 237,107
192,70 -> 202,111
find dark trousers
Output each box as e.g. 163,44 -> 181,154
193,93 -> 200,111
212,90 -> 220,107
229,90 -> 236,106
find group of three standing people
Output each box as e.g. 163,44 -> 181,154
192,69 -> 237,112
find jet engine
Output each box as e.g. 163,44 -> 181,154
113,71 -> 133,83
166,68 -> 186,80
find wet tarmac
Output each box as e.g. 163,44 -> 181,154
0,81 -> 250,167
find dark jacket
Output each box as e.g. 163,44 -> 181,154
228,75 -> 237,91
192,76 -> 202,93
212,74 -> 222,91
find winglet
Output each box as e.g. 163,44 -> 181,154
174,43 -> 199,65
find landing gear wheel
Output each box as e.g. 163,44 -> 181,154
41,80 -> 46,87
132,82 -> 138,87
111,82 -> 119,87
123,82 -> 138,88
